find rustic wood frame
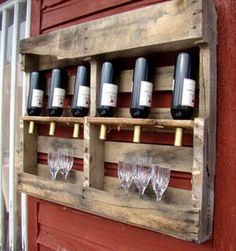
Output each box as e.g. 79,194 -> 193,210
18,0 -> 217,243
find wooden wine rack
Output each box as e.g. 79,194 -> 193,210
18,0 -> 217,243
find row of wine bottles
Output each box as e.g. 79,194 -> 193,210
27,52 -> 196,143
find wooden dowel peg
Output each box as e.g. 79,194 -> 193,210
99,124 -> 107,140
28,121 -> 35,134
133,125 -> 141,143
49,121 -> 56,136
174,127 -> 183,146
73,123 -> 80,138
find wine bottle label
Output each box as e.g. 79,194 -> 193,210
139,81 -> 153,107
181,78 -> 196,107
52,87 -> 66,108
101,83 -> 118,107
77,86 -> 90,108
31,89 -> 44,108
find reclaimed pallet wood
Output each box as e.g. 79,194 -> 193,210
18,0 -> 217,244
18,172 -> 199,241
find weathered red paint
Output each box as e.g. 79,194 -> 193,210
27,0 -> 236,250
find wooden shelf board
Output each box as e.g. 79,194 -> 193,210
21,116 -> 84,125
86,117 -> 194,129
17,172 -> 200,241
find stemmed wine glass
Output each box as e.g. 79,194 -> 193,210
48,150 -> 59,180
58,148 -> 74,180
117,161 -> 134,197
133,163 -> 152,199
151,165 -> 170,202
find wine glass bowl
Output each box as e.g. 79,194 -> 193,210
58,148 -> 74,180
117,161 -> 134,197
48,150 -> 59,180
133,164 -> 152,199
151,165 -> 170,202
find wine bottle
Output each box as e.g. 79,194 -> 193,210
27,71 -> 45,133
71,66 -> 90,138
47,68 -> 68,135
171,52 -> 196,146
97,62 -> 117,140
130,57 -> 153,142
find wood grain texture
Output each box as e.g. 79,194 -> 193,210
83,118 -> 104,189
18,172 -> 199,241
21,0 -> 205,71
23,121 -> 38,174
37,135 -> 193,173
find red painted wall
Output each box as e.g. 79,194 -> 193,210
28,0 -> 236,250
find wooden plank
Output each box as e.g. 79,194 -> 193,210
44,66 -> 175,95
83,118 -> 104,189
87,117 -> 194,129
20,1 -> 204,63
37,136 -> 84,159
18,172 -> 200,241
104,141 -> 193,173
37,136 -> 193,173
37,164 -> 192,207
23,121 -> 38,174
116,66 -> 174,92
22,116 -> 84,125
89,58 -> 102,117
115,107 -> 172,119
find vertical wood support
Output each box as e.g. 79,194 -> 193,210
23,121 -> 38,175
83,59 -> 104,189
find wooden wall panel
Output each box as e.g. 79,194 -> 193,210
27,0 -> 236,250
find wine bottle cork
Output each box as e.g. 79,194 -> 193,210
73,123 -> 80,138
49,121 -> 56,136
174,127 -> 183,146
28,121 -> 35,134
99,124 -> 107,140
133,125 -> 141,143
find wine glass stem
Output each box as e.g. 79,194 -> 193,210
124,187 -> 129,197
65,172 -> 68,180
139,189 -> 144,199
156,190 -> 162,202
51,172 -> 57,180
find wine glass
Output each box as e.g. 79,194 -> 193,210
117,161 -> 134,197
58,148 -> 74,180
151,165 -> 170,202
48,150 -> 59,180
133,163 -> 152,199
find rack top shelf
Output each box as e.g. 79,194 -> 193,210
20,0 -> 216,71
21,116 -> 194,129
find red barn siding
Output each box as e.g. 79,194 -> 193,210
28,0 -> 236,250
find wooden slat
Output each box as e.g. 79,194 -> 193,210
83,118 -> 104,189
105,141 -> 193,173
45,66 -> 175,95
37,164 -> 192,207
115,107 -> 172,119
20,0 -> 204,70
37,136 -> 84,159
23,121 -> 38,174
37,135 -> 193,173
22,116 -> 84,125
18,172 -> 199,241
87,117 -> 194,129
